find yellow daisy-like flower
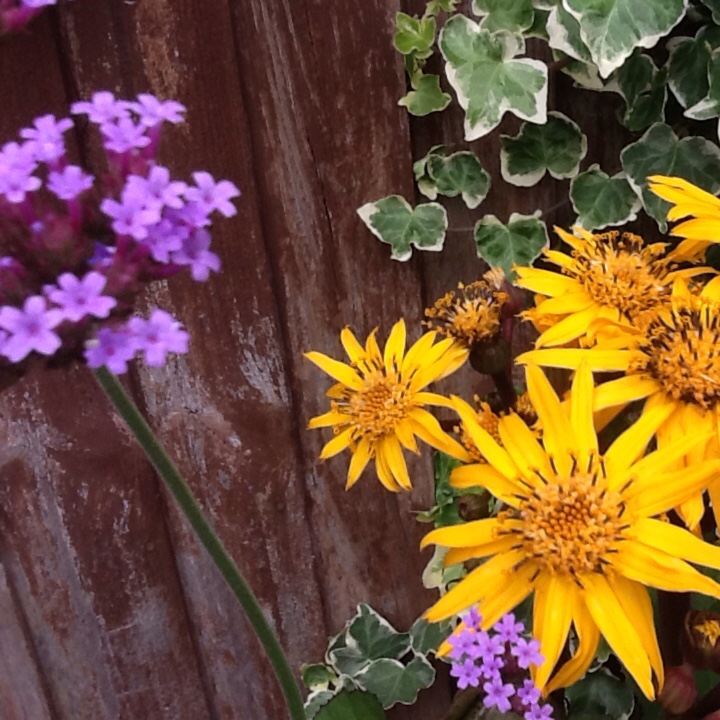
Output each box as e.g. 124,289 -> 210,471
424,274 -> 508,349
518,277 -> 720,530
305,320 -> 471,491
515,227 -> 690,348
421,362 -> 720,698
648,175 -> 720,261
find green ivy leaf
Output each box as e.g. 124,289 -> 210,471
559,54 -> 605,90
398,74 -> 451,116
394,13 -> 437,55
427,0 -> 460,15
418,151 -> 491,208
701,0 -> 720,23
500,111 -> 587,187
305,690 -> 336,719
410,618 -> 452,655
302,664 -> 338,691
667,26 -> 720,110
348,604 -> 411,661
562,0 -> 688,78
621,123 -> 720,231
570,166 -> 642,230
687,50 -> 720,120
472,0 -> 535,33
525,8 -> 549,39
565,669 -> 635,720
357,195 -> 447,261
439,15 -> 547,140
355,656 -> 435,709
615,53 -> 667,132
547,4 -> 592,63
474,213 -> 548,278
314,691 -> 386,720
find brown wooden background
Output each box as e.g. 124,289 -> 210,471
0,1 -> 638,718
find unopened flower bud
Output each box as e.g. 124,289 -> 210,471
659,664 -> 697,715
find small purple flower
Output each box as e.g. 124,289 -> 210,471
450,658 -> 482,690
172,228 -> 221,281
512,637 -> 544,669
517,679 -> 541,706
100,118 -> 151,154
475,631 -> 504,661
0,296 -> 63,362
479,654 -> 503,680
47,165 -> 94,200
495,613 -> 525,644
127,309 -> 189,367
483,676 -> 515,713
85,328 -> 138,374
46,272 -> 117,322
525,703 -> 554,720
125,166 -> 187,211
101,195 -> 161,241
142,218 -> 189,263
448,627 -> 479,661
0,166 -> 41,204
20,0 -> 57,7
72,92 -> 131,125
185,171 -> 240,217
132,94 -> 187,127
20,114 -> 73,163
463,608 -> 483,631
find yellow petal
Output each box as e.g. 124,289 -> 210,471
514,267 -> 579,296
365,328 -> 382,361
667,237 -> 712,262
449,396 -> 519,478
476,560 -> 538,630
525,364 -> 574,476
409,408 -> 473,461
346,437 -> 372,489
536,306 -> 602,348
517,348 -> 632,372
320,427 -> 354,459
381,436 -> 412,490
592,375 -> 660,412
450,464 -> 523,507
570,361 -> 598,465
308,410 -> 350,429
532,573 -> 575,690
375,450 -> 401,492
444,535 -> 521,565
671,217 -> 720,240
413,391 -> 455,408
535,292 -> 594,315
648,175 -> 720,208
702,275 -> 720,301
401,331 -> 437,374
305,351 -> 364,390
582,573 -> 654,700
340,327 -> 366,365
497,413 -> 553,481
383,319 -> 406,373
421,517 -> 510,549
394,420 -> 419,454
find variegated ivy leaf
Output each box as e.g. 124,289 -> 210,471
474,213 -> 549,278
348,604 -> 411,661
314,692 -> 386,720
700,0 -> 720,23
500,111 -> 587,187
559,54 -> 605,90
547,4 -> 591,63
394,13 -> 436,56
410,618 -> 452,655
302,664 -> 338,691
355,656 -> 435,709
620,122 -> 720,231
357,195 -> 447,260
472,0 -> 535,33
615,53 -> 667,132
667,26 -> 720,109
439,15 -> 548,140
427,0 -> 460,14
414,147 -> 491,208
525,8 -> 549,39
687,50 -> 720,120
532,0 -> 556,8
398,74 -> 451,116
562,0 -> 688,78
570,165 -> 642,230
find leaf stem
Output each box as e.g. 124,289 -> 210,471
92,367 -> 306,720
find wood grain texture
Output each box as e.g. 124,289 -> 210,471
0,1 -> 637,718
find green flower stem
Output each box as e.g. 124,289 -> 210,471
92,367 -> 305,720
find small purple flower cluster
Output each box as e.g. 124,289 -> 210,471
1,0 -> 59,35
0,91 -> 239,382
448,608 -> 553,720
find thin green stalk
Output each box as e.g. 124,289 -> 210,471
92,367 -> 305,720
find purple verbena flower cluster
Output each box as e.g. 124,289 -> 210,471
448,608 -> 553,720
0,0 -> 60,35
0,92 -> 239,379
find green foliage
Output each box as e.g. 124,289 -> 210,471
398,74 -> 451,116
621,123 -> 720,231
667,26 -> 720,110
500,111 -> 587,186
313,691 -> 386,720
472,0 -> 535,33
570,166 -> 641,230
562,0 -> 687,77
394,13 -> 436,56
302,604 -> 444,716
475,213 -> 548,278
357,196 -> 447,260
439,15 -> 548,140
615,53 -> 667,132
687,50 -> 720,120
416,451 -> 464,527
565,668 -> 635,720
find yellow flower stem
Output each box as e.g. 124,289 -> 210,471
92,367 -> 305,720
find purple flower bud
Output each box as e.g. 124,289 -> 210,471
48,165 -> 94,200
0,295 -> 63,362
85,328 -> 138,374
132,94 -> 187,127
186,171 -> 240,217
127,309 -> 189,367
46,271 -> 117,322
172,228 -> 220,281
141,218 -> 188,263
72,92 -> 131,125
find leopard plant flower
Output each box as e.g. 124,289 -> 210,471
305,320 -> 470,491
514,227 -> 703,348
519,277 -> 720,530
422,361 -> 720,699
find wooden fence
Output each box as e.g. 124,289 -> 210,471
0,1 -> 639,718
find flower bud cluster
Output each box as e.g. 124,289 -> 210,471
448,608 -> 553,720
0,92 -> 239,382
